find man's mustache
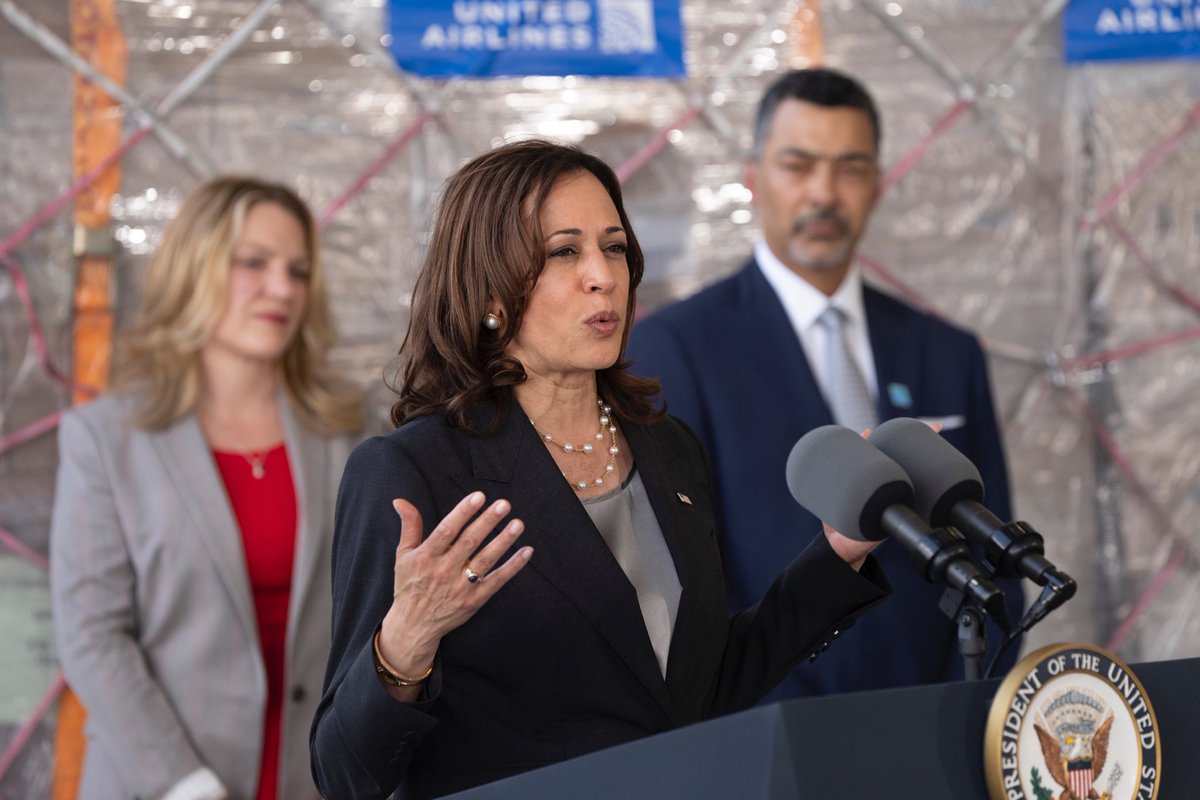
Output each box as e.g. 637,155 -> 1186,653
791,211 -> 849,236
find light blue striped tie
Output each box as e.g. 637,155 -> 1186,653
817,305 -> 876,434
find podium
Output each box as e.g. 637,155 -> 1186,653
447,657 -> 1200,799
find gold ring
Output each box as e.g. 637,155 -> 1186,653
464,565 -> 481,583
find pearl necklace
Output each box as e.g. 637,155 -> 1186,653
532,398 -> 619,492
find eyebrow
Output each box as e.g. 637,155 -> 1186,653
234,242 -> 310,265
776,146 -> 876,163
545,226 -> 626,239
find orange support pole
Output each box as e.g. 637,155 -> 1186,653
69,0 -> 125,404
54,1 -> 126,797
791,0 -> 824,67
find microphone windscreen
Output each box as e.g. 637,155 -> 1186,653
786,425 -> 914,542
869,418 -> 984,527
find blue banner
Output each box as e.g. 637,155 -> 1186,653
387,0 -> 685,78
1064,0 -> 1200,63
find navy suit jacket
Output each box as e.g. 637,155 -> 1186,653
628,259 -> 1024,702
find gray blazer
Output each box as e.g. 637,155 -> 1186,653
50,391 -> 357,800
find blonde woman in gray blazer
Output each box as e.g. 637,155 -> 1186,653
51,177 -> 363,800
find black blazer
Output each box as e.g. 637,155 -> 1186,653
310,395 -> 888,799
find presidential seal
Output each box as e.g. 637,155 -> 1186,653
985,644 -> 1161,800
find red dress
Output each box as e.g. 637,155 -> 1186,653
212,443 -> 296,800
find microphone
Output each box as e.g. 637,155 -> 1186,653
869,418 -> 1076,605
786,426 -> 1009,627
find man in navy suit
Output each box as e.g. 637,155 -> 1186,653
628,68 -> 1024,702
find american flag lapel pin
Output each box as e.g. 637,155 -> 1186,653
677,492 -> 693,505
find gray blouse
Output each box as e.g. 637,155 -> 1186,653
581,468 -> 682,677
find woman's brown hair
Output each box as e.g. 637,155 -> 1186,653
390,139 -> 662,432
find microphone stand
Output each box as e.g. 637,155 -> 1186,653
984,569 -> 1077,678
942,510 -> 1078,678
946,546 -> 1076,680
870,508 -> 1012,681
958,607 -> 988,681
883,516 -> 1077,681
939,587 -> 990,681
883,515 -> 1011,682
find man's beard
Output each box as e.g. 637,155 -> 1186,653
787,210 -> 853,271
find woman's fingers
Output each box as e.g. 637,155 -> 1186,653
392,490 -> 527,593
474,541 -> 533,598
422,491 -> 487,554
392,499 -> 425,553
447,498 -> 512,561
386,493 -> 532,649
462,516 -> 526,577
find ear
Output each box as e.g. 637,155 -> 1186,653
742,158 -> 759,207
864,167 -> 882,214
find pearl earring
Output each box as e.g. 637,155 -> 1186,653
483,312 -> 501,331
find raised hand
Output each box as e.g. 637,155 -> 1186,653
377,491 -> 532,697
821,520 -> 879,572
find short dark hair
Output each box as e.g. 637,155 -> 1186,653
751,68 -> 881,157
390,139 -> 663,432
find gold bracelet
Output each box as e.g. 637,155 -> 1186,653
373,630 -> 433,687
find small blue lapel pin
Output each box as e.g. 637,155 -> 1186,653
887,382 -> 913,409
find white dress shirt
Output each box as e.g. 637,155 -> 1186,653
160,768 -> 226,800
754,239 -> 879,404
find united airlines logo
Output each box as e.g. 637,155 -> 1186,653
985,644 -> 1161,800
597,0 -> 656,53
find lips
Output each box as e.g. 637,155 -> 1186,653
585,310 -> 621,335
799,220 -> 846,238
257,312 -> 290,325
793,213 -> 848,239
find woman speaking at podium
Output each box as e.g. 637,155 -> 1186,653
310,140 -> 890,799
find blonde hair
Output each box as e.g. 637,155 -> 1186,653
112,175 -> 362,434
